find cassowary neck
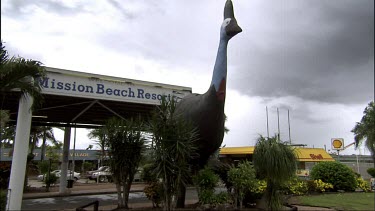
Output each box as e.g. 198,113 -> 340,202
210,39 -> 229,101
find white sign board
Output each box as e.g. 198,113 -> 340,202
40,68 -> 191,105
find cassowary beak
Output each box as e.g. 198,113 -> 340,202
226,19 -> 242,37
224,0 -> 242,37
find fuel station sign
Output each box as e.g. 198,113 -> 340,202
331,138 -> 344,150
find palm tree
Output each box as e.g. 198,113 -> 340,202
352,101 -> 375,167
29,126 -> 58,161
105,117 -> 146,209
0,41 -> 46,160
88,128 -> 108,166
0,41 -> 46,108
149,97 -> 198,210
253,135 -> 297,210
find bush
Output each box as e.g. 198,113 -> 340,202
310,161 -> 357,191
45,173 -> 58,187
141,163 -> 157,184
356,177 -> 371,192
193,167 -> 230,208
144,181 -> 163,208
0,189 -> 7,211
243,179 -> 267,205
367,168 -> 375,177
38,160 -> 50,174
193,168 -> 220,204
313,179 -> 333,193
194,167 -> 219,191
228,161 -> 257,209
282,177 -> 308,195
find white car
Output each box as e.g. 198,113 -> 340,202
37,170 -> 81,181
92,168 -> 112,183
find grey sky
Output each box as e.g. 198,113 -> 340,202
1,0 -> 374,154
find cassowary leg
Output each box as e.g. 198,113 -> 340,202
176,184 -> 186,208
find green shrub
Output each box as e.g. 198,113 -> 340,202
144,181 -> 163,208
141,163 -> 157,184
313,179 -> 334,192
45,173 -> 58,187
193,167 -> 220,204
193,167 -> 230,207
228,161 -> 257,209
282,177 -> 308,195
38,160 -> 50,174
243,179 -> 267,205
310,161 -> 357,191
0,189 -> 7,211
367,168 -> 375,177
305,180 -> 333,193
356,177 -> 371,192
194,167 -> 219,191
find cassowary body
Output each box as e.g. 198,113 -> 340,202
175,0 -> 242,168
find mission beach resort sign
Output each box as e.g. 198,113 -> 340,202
39,69 -> 191,105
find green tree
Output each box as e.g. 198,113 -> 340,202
352,101 -> 375,166
0,41 -> 46,153
149,97 -> 198,211
24,126 -> 57,189
88,128 -> 108,166
310,161 -> 357,191
228,161 -> 257,209
0,41 -> 46,108
105,117 -> 146,209
253,135 -> 297,210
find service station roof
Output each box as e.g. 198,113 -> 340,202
1,67 -> 192,128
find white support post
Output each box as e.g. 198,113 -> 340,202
7,95 -> 33,211
59,126 -> 71,194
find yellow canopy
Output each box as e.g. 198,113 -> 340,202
220,146 -> 255,155
294,148 -> 334,162
219,146 -> 334,162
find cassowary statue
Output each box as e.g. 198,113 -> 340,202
175,0 -> 242,168
175,1 -> 241,207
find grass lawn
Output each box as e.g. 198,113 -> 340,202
291,192 -> 374,211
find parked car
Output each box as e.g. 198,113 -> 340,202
37,170 -> 81,182
86,166 -> 109,180
91,168 -> 143,183
91,167 -> 112,183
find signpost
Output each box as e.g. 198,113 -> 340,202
331,138 -> 344,161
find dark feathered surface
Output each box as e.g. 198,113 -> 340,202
175,85 -> 225,167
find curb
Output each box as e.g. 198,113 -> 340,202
23,189 -> 143,200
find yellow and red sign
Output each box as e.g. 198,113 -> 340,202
331,138 -> 344,150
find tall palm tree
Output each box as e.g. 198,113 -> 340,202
352,101 -> 375,167
0,41 -> 46,108
88,128 -> 108,166
29,126 -> 58,161
105,117 -> 146,209
149,97 -> 198,210
0,41 -> 46,154
253,135 -> 297,210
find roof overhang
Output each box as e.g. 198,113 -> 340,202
219,146 -> 334,162
1,67 -> 192,128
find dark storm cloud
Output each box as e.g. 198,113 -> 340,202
232,0 -> 374,104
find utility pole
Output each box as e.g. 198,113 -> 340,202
266,106 -> 270,139
277,108 -> 280,141
288,109 -> 291,144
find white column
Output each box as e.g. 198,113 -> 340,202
59,126 -> 71,194
7,95 -> 33,211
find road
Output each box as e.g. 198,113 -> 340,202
22,183 -> 198,210
22,192 -> 149,210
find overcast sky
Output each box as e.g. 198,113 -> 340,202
1,0 -> 374,155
